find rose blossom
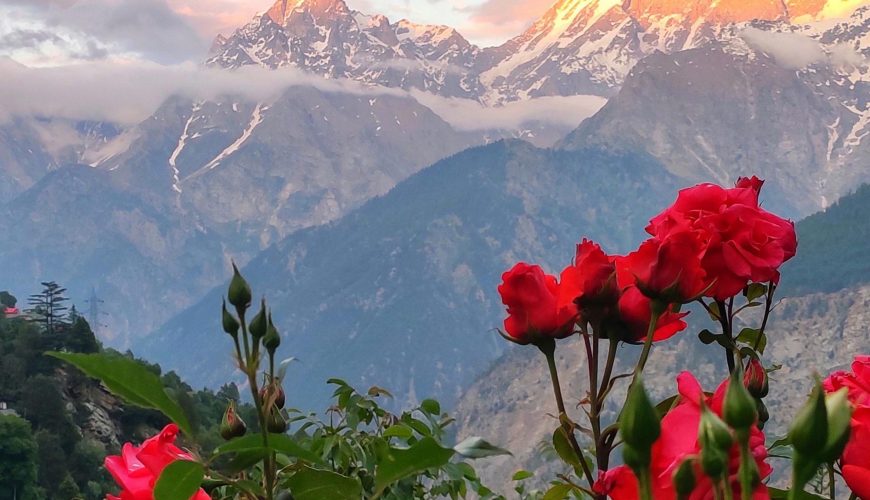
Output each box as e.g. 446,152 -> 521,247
105,424 -> 210,500
646,179 -> 797,300
498,263 -> 577,344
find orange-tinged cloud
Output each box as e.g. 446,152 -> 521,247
167,0 -> 261,37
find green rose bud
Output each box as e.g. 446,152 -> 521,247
620,377 -> 661,451
622,444 -> 651,472
249,298 -> 267,340
219,400 -> 247,440
789,383 -> 828,456
227,262 -> 252,310
263,312 -> 281,353
266,405 -> 288,434
221,300 -> 239,337
755,398 -> 769,429
700,446 -> 728,481
672,458 -> 697,498
699,405 -> 734,452
821,387 -> 852,462
724,367 -> 758,431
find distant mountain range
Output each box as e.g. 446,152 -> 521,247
1,0 -> 869,414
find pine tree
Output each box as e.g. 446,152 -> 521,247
27,282 -> 69,336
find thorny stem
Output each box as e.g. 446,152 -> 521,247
632,302 -> 665,383
539,340 -> 596,491
236,307 -> 274,500
716,300 -> 736,373
828,464 -> 836,500
753,282 -> 776,352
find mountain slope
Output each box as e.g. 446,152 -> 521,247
560,39 -> 867,216
140,140 -> 682,410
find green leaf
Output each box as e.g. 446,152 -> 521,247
552,427 -> 580,468
735,328 -> 766,353
420,398 -> 441,416
215,433 -> 323,464
374,436 -> 455,492
512,470 -> 534,481
367,385 -> 393,398
744,283 -> 768,302
48,352 -> 191,435
655,394 -> 680,418
153,460 -> 203,500
767,487 -> 826,499
542,483 -> 573,500
453,436 -> 512,458
698,329 -> 718,345
284,466 -> 361,500
382,424 -> 414,439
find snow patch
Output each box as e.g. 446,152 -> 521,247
184,103 -> 264,182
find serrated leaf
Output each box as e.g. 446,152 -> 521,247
655,394 -> 680,418
284,466 -> 361,500
736,327 -> 766,353
382,424 -> 414,439
374,437 -> 455,492
767,487 -> 827,499
698,329 -> 718,345
512,470 -> 534,481
542,483 -> 573,500
153,460 -> 203,500
215,433 -> 322,464
420,398 -> 441,415
744,283 -> 768,302
453,436 -> 511,458
48,352 -> 191,435
552,427 -> 580,468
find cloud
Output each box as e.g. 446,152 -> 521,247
0,57 -> 606,133
0,0 -> 207,64
0,59 -> 408,124
456,0 -> 553,46
740,27 -> 866,70
412,91 -> 606,131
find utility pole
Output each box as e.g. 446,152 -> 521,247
85,287 -> 106,337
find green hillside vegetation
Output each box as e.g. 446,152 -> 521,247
0,286 -> 255,499
782,184 -> 870,295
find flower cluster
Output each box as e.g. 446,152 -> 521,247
496,177 -> 824,499
824,356 -> 870,498
105,424 -> 210,500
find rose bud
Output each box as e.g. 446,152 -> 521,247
259,381 -> 286,410
821,388 -> 853,462
266,405 -> 288,434
744,358 -> 769,398
672,458 -> 697,499
221,300 -> 240,338
698,406 -> 733,480
220,400 -> 247,440
620,377 -> 661,455
228,262 -> 252,310
263,312 -> 281,354
249,299 -> 267,340
724,368 -> 758,431
789,383 -> 829,457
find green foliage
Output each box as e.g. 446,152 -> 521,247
154,461 -> 205,500
0,415 -> 39,499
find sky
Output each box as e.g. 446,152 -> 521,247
0,0 -> 555,66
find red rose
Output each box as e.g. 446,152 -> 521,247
558,239 -> 619,322
842,406 -> 870,499
646,179 -> 797,300
618,233 -> 708,304
595,372 -> 771,500
105,424 -> 211,500
498,263 -> 576,344
823,355 -> 870,407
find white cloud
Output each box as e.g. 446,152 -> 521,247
0,57 -> 607,133
740,27 -> 866,70
413,92 -> 607,131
